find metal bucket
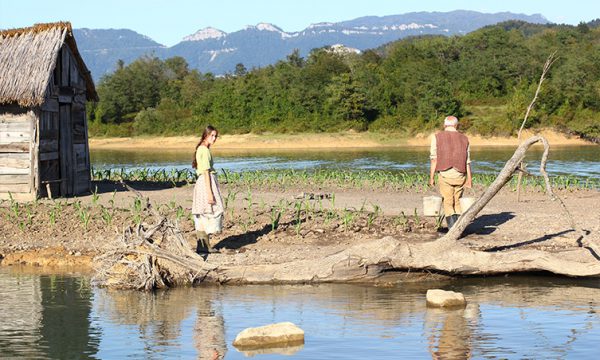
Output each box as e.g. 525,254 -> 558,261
460,197 -> 476,212
423,196 -> 443,217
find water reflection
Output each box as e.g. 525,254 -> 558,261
0,271 -> 43,358
0,269 -> 98,359
1,269 -> 599,359
194,296 -> 227,360
39,276 -> 99,359
426,305 -> 479,360
92,287 -> 227,359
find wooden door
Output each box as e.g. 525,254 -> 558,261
59,103 -> 74,195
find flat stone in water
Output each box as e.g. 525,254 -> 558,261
233,322 -> 305,349
426,289 -> 467,308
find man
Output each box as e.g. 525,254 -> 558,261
429,115 -> 472,230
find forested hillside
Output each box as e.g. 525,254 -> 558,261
88,21 -> 600,141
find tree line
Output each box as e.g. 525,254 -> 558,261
88,20 -> 600,141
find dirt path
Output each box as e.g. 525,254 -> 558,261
1,181 -> 598,273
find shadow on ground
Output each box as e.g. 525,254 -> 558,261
215,224 -> 273,250
90,180 -> 189,195
215,218 -> 305,250
484,229 -> 576,252
464,212 -> 516,235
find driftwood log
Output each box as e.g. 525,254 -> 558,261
93,135 -> 599,290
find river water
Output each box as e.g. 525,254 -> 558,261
90,145 -> 600,179
1,268 -> 599,359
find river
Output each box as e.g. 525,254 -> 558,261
1,268 -> 599,359
90,145 -> 600,179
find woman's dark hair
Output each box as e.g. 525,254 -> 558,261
192,125 -> 218,169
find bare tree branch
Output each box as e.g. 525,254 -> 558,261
516,51 -> 558,202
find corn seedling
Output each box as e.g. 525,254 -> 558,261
132,213 -> 142,227
78,208 -> 91,230
394,211 -> 410,231
109,190 -> 117,208
245,189 -> 253,209
130,197 -> 144,226
25,205 -> 33,226
169,199 -> 177,210
8,192 -> 19,219
49,208 -> 57,226
241,189 -> 255,224
73,200 -> 82,212
224,190 -> 238,218
303,198 -> 314,217
371,203 -> 381,217
366,204 -> 381,229
101,206 -> 113,226
359,199 -> 367,214
91,186 -> 100,206
270,206 -> 282,231
342,209 -> 355,231
175,206 -> 186,222
54,201 -> 64,213
413,208 -> 421,227
224,190 -> 238,209
132,197 -> 143,213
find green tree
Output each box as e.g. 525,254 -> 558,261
94,55 -> 167,123
325,73 -> 367,130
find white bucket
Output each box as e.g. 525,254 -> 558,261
460,197 -> 476,212
423,196 -> 443,217
194,212 -> 223,234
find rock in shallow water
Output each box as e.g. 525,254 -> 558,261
233,322 -> 304,349
426,289 -> 467,308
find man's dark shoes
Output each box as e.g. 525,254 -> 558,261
446,214 -> 459,230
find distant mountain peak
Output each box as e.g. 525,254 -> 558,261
308,22 -> 335,29
182,27 -> 226,42
256,22 -> 284,32
243,23 -> 295,39
244,22 -> 285,33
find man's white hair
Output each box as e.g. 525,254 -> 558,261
444,116 -> 458,127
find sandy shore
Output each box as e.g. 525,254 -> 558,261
89,130 -> 592,151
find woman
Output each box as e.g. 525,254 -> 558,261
192,125 -> 223,253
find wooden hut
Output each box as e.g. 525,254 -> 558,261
0,22 -> 98,201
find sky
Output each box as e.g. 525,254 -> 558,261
1,0 -> 598,46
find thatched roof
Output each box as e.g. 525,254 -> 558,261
0,22 -> 98,107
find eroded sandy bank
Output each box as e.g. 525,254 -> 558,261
89,130 -> 592,152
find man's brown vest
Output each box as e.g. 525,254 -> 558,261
435,131 -> 469,173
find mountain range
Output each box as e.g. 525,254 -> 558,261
73,10 -> 549,81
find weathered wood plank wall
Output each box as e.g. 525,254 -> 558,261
38,102 -> 60,197
0,111 -> 34,199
